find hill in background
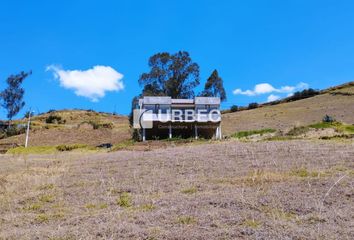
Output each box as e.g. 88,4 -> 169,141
222,82 -> 354,135
0,82 -> 353,148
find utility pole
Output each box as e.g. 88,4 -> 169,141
25,110 -> 34,148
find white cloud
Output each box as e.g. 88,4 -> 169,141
233,82 -> 309,97
267,94 -> 281,102
47,65 -> 124,102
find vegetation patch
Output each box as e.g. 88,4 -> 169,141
111,140 -> 135,151
309,121 -> 354,134
289,168 -> 326,178
181,186 -> 198,194
80,121 -> 114,130
56,144 -> 88,152
7,146 -> 57,154
116,192 -> 133,208
137,203 -> 156,212
39,194 -> 55,203
37,184 -> 55,191
286,126 -> 310,136
242,219 -> 261,228
23,203 -> 42,211
46,115 -> 66,124
85,203 -> 96,210
261,206 -> 297,221
231,128 -> 276,138
177,216 -> 197,225
35,214 -> 49,223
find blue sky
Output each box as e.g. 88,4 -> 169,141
1,0 -> 354,118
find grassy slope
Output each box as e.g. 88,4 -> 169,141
222,84 -> 354,136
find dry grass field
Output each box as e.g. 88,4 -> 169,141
1,140 -> 353,239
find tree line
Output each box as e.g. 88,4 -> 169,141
137,51 -> 226,101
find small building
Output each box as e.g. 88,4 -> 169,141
135,96 -> 222,141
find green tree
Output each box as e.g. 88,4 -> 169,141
1,71 -> 31,121
230,105 -> 238,112
200,70 -> 227,102
139,51 -> 200,98
248,102 -> 259,109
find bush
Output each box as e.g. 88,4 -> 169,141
45,115 -> 65,124
56,144 -> 86,152
0,124 -> 27,139
82,121 -> 114,129
289,88 -> 319,101
286,126 -> 310,136
230,105 -> 238,112
248,102 -> 259,109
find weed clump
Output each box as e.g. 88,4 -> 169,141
242,219 -> 261,228
177,216 -> 196,225
35,214 -> 49,223
116,192 -> 133,208
39,194 -> 55,203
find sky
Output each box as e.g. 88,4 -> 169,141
1,0 -> 354,118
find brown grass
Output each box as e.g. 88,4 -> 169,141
0,140 -> 353,239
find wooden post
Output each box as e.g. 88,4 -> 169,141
142,128 -> 146,142
219,124 -> 222,139
195,125 -> 198,140
169,124 -> 172,139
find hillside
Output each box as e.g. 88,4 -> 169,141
0,82 -> 353,148
0,110 -> 130,147
222,82 -> 354,136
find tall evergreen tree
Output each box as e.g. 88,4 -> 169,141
139,51 -> 200,98
200,69 -> 226,102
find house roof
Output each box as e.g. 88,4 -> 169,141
141,96 -> 220,105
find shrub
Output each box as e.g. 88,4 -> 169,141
81,121 -> 113,130
45,115 -> 65,124
230,105 -> 238,112
248,102 -> 259,109
1,124 -> 26,138
56,144 -> 87,152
